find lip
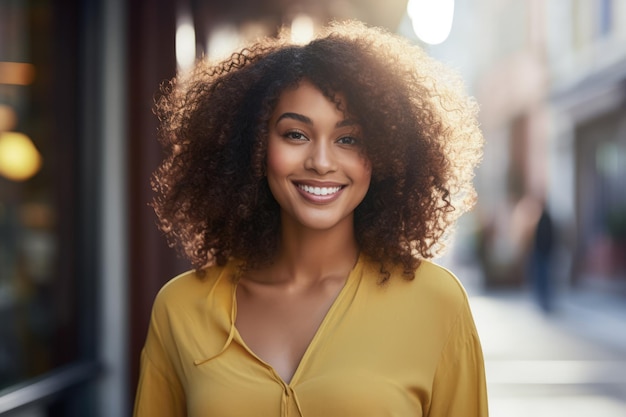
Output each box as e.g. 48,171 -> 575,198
293,180 -> 346,204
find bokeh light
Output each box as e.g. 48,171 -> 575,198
0,131 -> 42,181
0,104 -> 18,131
407,0 -> 455,45
176,19 -> 196,71
291,14 -> 315,45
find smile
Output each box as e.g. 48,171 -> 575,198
298,184 -> 343,196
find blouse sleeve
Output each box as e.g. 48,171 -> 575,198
133,292 -> 186,417
428,301 -> 489,417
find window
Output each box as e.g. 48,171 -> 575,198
0,0 -> 99,414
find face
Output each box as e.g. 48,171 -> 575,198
266,80 -> 371,232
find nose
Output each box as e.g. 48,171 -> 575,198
304,140 -> 337,174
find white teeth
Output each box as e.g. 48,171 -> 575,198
299,184 -> 342,196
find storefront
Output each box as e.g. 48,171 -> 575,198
0,0 -> 102,414
551,62 -> 626,291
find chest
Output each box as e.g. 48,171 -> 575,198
185,297 -> 439,417
234,284 -> 341,383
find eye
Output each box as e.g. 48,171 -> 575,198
337,136 -> 359,145
284,131 -> 308,141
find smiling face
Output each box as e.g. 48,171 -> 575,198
266,80 -> 371,233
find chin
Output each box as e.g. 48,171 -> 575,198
292,211 -> 352,232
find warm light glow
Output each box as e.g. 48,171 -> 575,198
207,24 -> 241,62
290,14 -> 315,45
407,0 -> 455,45
0,62 -> 36,85
0,104 -> 17,131
0,131 -> 42,181
176,19 -> 196,71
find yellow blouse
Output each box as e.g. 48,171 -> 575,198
133,257 -> 488,417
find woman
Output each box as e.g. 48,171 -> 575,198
134,20 -> 487,417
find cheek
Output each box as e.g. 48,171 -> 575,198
265,139 -> 301,200
355,157 -> 372,187
265,141 -> 290,179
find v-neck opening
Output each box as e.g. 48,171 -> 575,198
231,256 -> 362,386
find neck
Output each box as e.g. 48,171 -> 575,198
268,214 -> 359,285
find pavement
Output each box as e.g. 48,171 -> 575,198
454,264 -> 626,417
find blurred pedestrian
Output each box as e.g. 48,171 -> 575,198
134,20 -> 487,417
531,202 -> 555,312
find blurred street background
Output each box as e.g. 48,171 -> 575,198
1,0 -> 625,416
442,258 -> 626,417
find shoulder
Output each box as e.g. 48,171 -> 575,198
412,260 -> 469,307
386,259 -> 468,304
155,267 -> 217,300
146,263 -> 237,364
361,258 -> 471,321
151,263 -> 234,316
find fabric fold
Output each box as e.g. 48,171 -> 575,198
193,267 -> 238,366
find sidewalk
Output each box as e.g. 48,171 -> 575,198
467,283 -> 626,417
556,288 -> 626,354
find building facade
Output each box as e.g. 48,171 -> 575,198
436,0 -> 626,293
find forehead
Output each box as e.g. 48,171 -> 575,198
271,80 -> 348,120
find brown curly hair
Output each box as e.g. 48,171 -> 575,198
151,20 -> 483,280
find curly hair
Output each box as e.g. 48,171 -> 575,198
151,20 -> 483,281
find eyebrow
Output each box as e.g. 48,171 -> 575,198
275,112 -> 358,129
